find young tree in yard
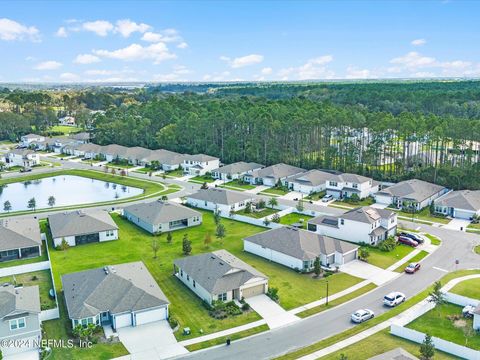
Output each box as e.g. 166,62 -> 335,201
60,238 -> 70,251
428,281 -> 445,308
120,169 -> 127,176
268,197 -> 278,209
263,218 -> 271,227
296,200 -> 304,212
201,182 -> 209,190
313,256 -> 322,278
215,223 -> 226,241
48,195 -> 56,207
338,354 -> 348,360
3,200 -> 11,213
204,232 -> 212,248
151,238 -> 160,259
111,168 -> 116,175
27,197 -> 36,211
358,247 -> 370,262
166,232 -> 172,244
244,201 -> 252,214
182,234 -> 192,255
213,209 -> 221,225
271,213 -> 280,223
419,333 -> 435,360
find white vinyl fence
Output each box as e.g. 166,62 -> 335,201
0,261 -> 50,277
444,292 -> 480,307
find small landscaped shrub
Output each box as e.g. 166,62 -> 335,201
378,236 -> 397,252
168,316 -> 178,329
358,247 -> 370,262
267,287 -> 279,302
241,303 -> 250,311
256,199 -> 266,209
225,301 -> 242,316
271,213 -> 280,223
31,275 -> 38,281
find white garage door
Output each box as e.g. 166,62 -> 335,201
114,313 -> 132,329
135,307 -> 167,326
1,334 -> 40,355
242,284 -> 265,298
453,209 -> 474,220
375,195 -> 392,205
343,250 -> 357,264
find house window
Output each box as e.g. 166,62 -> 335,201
193,280 -> 196,288
340,219 -> 344,225
9,318 -> 26,331
329,181 -> 338,187
303,261 -> 310,269
218,293 -> 227,301
180,269 -> 183,277
352,183 -> 358,189
187,275 -> 190,281
204,201 -> 208,206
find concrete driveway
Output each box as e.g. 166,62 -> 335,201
339,260 -> 399,286
442,218 -> 470,231
117,321 -> 188,360
279,191 -> 303,201
245,295 -> 299,329
5,351 -> 39,360
370,203 -> 389,209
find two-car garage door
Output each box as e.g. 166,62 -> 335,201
114,307 -> 168,329
242,284 -> 266,298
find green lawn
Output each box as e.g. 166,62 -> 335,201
423,233 -> 441,245
407,303 -> 480,350
279,213 -> 313,229
47,125 -> 82,134
163,168 -> 185,178
393,250 -> 429,273
0,270 -> 56,310
106,162 -> 135,169
305,191 -> 326,201
363,244 -> 415,269
467,222 -> 480,229
475,245 -> 480,255
337,197 -> 375,207
133,167 -> 153,174
395,207 -> 451,224
219,179 -> 256,190
449,277 -> 480,299
235,207 -> 279,219
188,175 -> 215,183
260,187 -> 290,196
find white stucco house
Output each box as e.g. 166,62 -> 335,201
211,161 -> 264,181
186,188 -> 254,215
244,227 -> 359,271
325,173 -> 378,200
173,250 -> 268,304
20,133 -> 45,148
5,149 -> 40,168
243,163 -> 306,187
374,179 -> 448,210
48,210 -> 119,247
58,116 -> 76,126
307,206 -> 397,246
434,190 -> 480,220
182,154 -> 220,175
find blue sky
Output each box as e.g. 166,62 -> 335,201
1,0 -> 480,82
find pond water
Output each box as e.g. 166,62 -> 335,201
0,175 -> 143,213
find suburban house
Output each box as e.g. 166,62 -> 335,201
0,285 -> 41,357
285,169 -> 336,194
211,161 -> 264,181
124,147 -> 153,165
101,144 -> 130,162
58,115 -> 76,126
5,149 -> 40,168
123,200 -> 202,234
244,227 -> 358,271
52,137 -> 78,153
62,261 -> 169,330
69,132 -> 91,144
243,163 -> 306,186
186,188 -> 254,215
173,250 -> 268,304
20,133 -> 45,148
141,149 -> 185,170
29,137 -> 56,152
73,143 -> 103,159
325,173 -> 378,199
48,210 -> 119,247
307,206 -> 397,245
182,154 -> 220,175
0,218 -> 42,262
374,179 -> 448,210
434,190 -> 480,220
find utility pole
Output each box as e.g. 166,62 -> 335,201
325,279 -> 329,306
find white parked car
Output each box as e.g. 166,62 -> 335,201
383,292 -> 406,307
321,194 -> 334,202
351,309 -> 374,323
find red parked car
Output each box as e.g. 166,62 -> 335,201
397,236 -> 418,247
405,262 -> 421,274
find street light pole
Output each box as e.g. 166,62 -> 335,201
326,279 -> 329,306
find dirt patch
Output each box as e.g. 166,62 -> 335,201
453,319 -> 467,328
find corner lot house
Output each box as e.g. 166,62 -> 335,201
326,173 -> 378,199
173,250 -> 268,304
434,190 -> 480,220
308,206 -> 397,245
186,188 -> 253,215
211,161 -> 264,181
285,169 -> 335,194
20,133 -> 45,148
244,227 -> 358,271
0,285 -> 41,356
374,179 -> 448,210
6,149 -> 40,168
182,154 -> 220,175
48,210 -> 118,247
243,163 -> 306,186
0,218 -> 42,262
62,262 -> 169,330
123,200 -> 202,234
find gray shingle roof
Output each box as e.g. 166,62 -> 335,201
0,218 -> 41,252
22,133 -> 43,139
75,143 -> 103,153
246,163 -> 306,181
0,285 -> 41,319
125,147 -> 152,161
287,169 -> 335,187
435,190 -> 480,211
123,201 -> 201,225
212,162 -> 264,175
188,188 -> 252,206
70,132 -> 90,141
141,149 -> 185,165
48,210 -> 118,238
376,179 -> 446,202
244,227 -> 358,260
368,347 -> 419,360
101,144 -> 130,157
62,261 -> 169,319
9,149 -> 35,156
173,250 -> 267,295
309,206 -> 395,226
184,154 -> 219,162
336,173 -> 372,184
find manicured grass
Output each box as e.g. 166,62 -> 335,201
133,167 -> 153,174
0,270 -> 56,310
475,245 -> 480,255
163,168 -> 185,178
219,179 -> 256,190
189,175 -> 215,183
407,303 -> 480,350
449,277 -> 480,299
337,197 -> 375,207
393,250 -> 429,273
105,162 -> 135,169
363,244 -> 415,269
297,282 -> 377,318
318,328 -> 457,360
277,269 -> 480,360
395,207 -> 450,224
467,222 -> 480,229
0,242 -> 48,269
236,207 -> 279,219
185,324 -> 270,351
47,125 -> 82,134
423,233 -> 441,245
279,213 -> 313,229
260,187 -> 290,196
305,191 -> 326,201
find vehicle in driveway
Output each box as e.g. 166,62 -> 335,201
383,292 -> 406,307
399,232 -> 424,244
462,304 -> 476,318
405,262 -> 421,274
351,309 -> 374,323
397,236 -> 418,247
321,194 -> 333,202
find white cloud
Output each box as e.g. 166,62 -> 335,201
115,19 -> 150,37
0,18 -> 40,41
74,54 -> 101,64
221,54 -> 264,68
141,32 -> 163,42
390,51 -> 436,68
345,66 -> 372,79
202,71 -> 231,81
60,72 -> 80,81
34,60 -> 62,70
55,26 -> 68,38
82,20 -> 114,36
177,42 -> 188,49
261,67 -> 273,75
278,55 -> 334,80
84,69 -> 114,76
411,38 -> 426,46
141,29 -> 182,43
153,65 -> 192,82
93,42 -> 176,64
